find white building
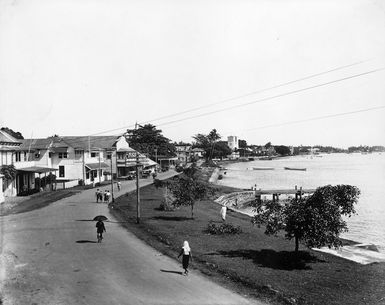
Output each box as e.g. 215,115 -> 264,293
1,130 -> 156,195
227,136 -> 239,151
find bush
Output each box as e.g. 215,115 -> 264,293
217,174 -> 223,180
153,179 -> 163,189
206,222 -> 242,235
158,187 -> 176,211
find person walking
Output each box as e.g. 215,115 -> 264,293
96,220 -> 106,242
104,190 -> 110,203
117,181 -> 121,191
95,189 -> 101,203
178,241 -> 192,275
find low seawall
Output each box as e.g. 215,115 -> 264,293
215,191 -> 255,208
208,168 -> 220,184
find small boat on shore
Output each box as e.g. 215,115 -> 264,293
253,167 -> 274,170
284,167 -> 307,171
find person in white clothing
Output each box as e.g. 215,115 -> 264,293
220,205 -> 227,222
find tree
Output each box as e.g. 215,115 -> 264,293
1,127 -> 24,139
264,142 -> 272,149
168,164 -> 209,219
0,164 -> 17,181
125,124 -> 176,158
239,139 -> 247,148
192,129 -> 225,160
252,185 -> 360,252
274,145 -> 291,156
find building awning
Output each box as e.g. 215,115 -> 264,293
85,162 -> 110,170
17,166 -> 58,173
117,162 -> 137,167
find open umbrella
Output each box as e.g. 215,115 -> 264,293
93,215 -> 108,221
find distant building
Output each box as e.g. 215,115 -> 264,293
227,136 -> 238,151
191,148 -> 205,158
175,143 -> 192,164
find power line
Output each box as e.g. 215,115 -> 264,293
87,60 -> 370,136
140,60 -> 368,125
47,65 -> 384,148
231,105 -> 385,134
155,67 -> 385,128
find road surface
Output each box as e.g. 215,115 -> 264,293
1,172 -> 265,305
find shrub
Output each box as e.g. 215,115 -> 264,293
217,174 -> 223,180
158,188 -> 176,211
153,179 -> 164,189
206,222 -> 242,235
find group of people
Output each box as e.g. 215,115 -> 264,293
96,189 -> 111,203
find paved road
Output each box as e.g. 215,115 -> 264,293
1,172 -> 264,305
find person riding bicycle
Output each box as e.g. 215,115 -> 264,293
96,220 -> 106,242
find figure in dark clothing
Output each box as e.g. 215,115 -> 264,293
96,189 -> 101,203
96,220 -> 106,242
178,241 -> 192,275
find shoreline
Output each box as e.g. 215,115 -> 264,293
208,166 -> 385,264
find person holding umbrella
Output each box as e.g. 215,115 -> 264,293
178,241 -> 192,276
94,215 -> 107,243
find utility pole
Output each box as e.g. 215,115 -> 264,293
98,149 -> 101,185
109,149 -> 114,202
136,151 -> 140,224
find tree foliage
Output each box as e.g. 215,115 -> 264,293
274,145 -> 291,156
0,164 -> 17,180
125,124 -> 176,158
192,129 -> 230,160
238,139 -> 247,148
252,185 -> 360,252
168,165 -> 209,218
1,127 -> 24,139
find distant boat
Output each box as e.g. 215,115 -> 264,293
284,167 -> 307,171
253,167 -> 274,170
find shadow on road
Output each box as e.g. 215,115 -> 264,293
76,240 -> 98,243
75,219 -> 126,224
160,269 -> 184,275
152,216 -> 192,221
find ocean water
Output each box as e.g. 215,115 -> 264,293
216,153 -> 385,252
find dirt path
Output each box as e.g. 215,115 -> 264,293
1,172 -> 264,305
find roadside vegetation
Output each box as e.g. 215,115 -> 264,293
110,179 -> 385,305
0,190 -> 79,216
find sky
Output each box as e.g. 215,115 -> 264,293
0,0 -> 384,148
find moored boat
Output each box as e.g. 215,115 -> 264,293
253,167 -> 274,170
284,167 -> 307,171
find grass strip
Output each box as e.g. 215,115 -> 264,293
110,182 -> 385,305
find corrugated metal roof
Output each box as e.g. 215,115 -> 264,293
20,138 -> 52,150
85,162 -> 110,170
16,166 -> 58,173
61,136 -> 121,150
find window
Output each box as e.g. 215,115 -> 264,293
35,150 -> 40,159
15,152 -> 21,162
75,150 -> 83,157
58,152 -> 68,159
24,152 -> 27,161
59,166 -> 65,177
86,172 -> 90,179
91,152 -> 96,158
49,152 -> 53,158
117,152 -> 124,159
106,154 -> 111,160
